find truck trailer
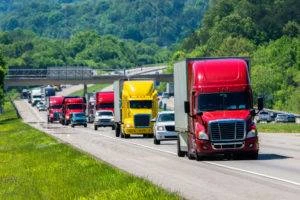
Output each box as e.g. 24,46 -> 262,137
60,96 -> 86,125
174,58 -> 263,160
47,96 -> 64,123
114,80 -> 158,138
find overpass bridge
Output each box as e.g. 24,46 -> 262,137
4,66 -> 173,87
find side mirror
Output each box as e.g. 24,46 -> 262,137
250,109 -> 256,116
184,101 -> 190,114
258,97 -> 264,111
197,111 -> 203,116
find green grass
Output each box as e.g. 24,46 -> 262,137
69,84 -> 110,96
0,102 -> 180,200
257,123 -> 300,133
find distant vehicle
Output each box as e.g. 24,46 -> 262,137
257,111 -> 272,123
94,110 -> 114,130
275,114 -> 296,123
38,103 -> 47,111
48,96 -> 64,123
60,96 -> 86,125
21,89 -> 29,99
70,112 -> 87,128
31,88 -> 42,106
153,111 -> 177,145
36,101 -> 45,110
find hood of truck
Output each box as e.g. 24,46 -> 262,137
202,110 -> 251,122
49,109 -> 62,114
66,109 -> 84,116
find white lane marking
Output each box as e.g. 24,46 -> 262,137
204,161 -> 300,186
37,115 -> 300,187
87,129 -> 300,187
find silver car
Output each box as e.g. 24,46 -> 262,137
153,111 -> 177,145
94,110 -> 115,130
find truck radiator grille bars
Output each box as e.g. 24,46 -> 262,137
134,114 -> 150,127
209,120 -> 245,142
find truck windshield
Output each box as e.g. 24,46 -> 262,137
198,92 -> 251,112
33,95 -> 41,98
67,104 -> 83,109
51,105 -> 62,109
158,113 -> 174,122
98,111 -> 113,116
130,100 -> 152,109
96,103 -> 114,110
74,113 -> 85,117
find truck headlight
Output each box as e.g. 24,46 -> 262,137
111,118 -> 114,122
156,126 -> 165,131
198,131 -> 209,140
66,115 -> 70,120
247,129 -> 257,138
126,124 -> 131,128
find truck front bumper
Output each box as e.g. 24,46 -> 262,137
195,137 -> 259,155
94,121 -> 114,126
123,127 -> 153,135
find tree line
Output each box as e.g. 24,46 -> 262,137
169,0 -> 299,113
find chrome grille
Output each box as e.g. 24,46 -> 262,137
165,125 -> 175,131
134,114 -> 150,127
209,120 -> 245,142
100,119 -> 111,123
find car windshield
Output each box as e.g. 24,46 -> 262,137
158,113 -> 174,122
33,95 -> 41,98
67,104 -> 83,109
74,113 -> 85,117
98,111 -> 113,116
198,92 -> 251,112
51,105 -> 62,109
96,103 -> 114,110
260,112 -> 268,115
130,100 -> 152,109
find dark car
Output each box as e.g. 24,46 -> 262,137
70,112 -> 88,127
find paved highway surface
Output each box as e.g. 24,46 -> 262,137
13,86 -> 300,200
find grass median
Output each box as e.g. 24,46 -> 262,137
257,123 -> 300,133
0,101 -> 180,200
69,84 -> 110,96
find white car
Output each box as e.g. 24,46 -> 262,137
153,111 -> 177,145
94,110 -> 115,130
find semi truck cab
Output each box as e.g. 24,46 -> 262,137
175,58 -> 263,160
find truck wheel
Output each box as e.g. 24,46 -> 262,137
84,124 -> 87,128
94,125 -> 98,130
71,124 -> 74,128
154,137 -> 160,145
196,153 -> 204,161
248,152 -> 259,160
124,134 -> 130,139
112,125 -> 115,130
115,125 -> 120,137
120,130 -> 125,138
177,139 -> 185,157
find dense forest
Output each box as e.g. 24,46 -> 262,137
0,0 -> 208,46
170,0 -> 299,112
0,0 -> 299,113
0,30 -> 170,69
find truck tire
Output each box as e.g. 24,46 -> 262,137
71,124 -> 74,128
120,130 -> 125,138
94,125 -> 98,130
124,134 -> 130,139
115,124 -> 120,137
196,153 -> 204,161
177,139 -> 185,157
84,124 -> 87,128
154,137 -> 160,145
111,125 -> 115,130
248,152 -> 259,160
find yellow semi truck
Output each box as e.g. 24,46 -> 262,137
114,80 -> 158,138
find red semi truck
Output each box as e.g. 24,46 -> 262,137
47,96 -> 64,123
95,91 -> 114,112
175,58 -> 263,160
60,96 -> 86,125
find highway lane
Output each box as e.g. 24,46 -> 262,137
14,99 -> 300,200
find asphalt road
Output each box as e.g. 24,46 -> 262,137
14,99 -> 300,200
